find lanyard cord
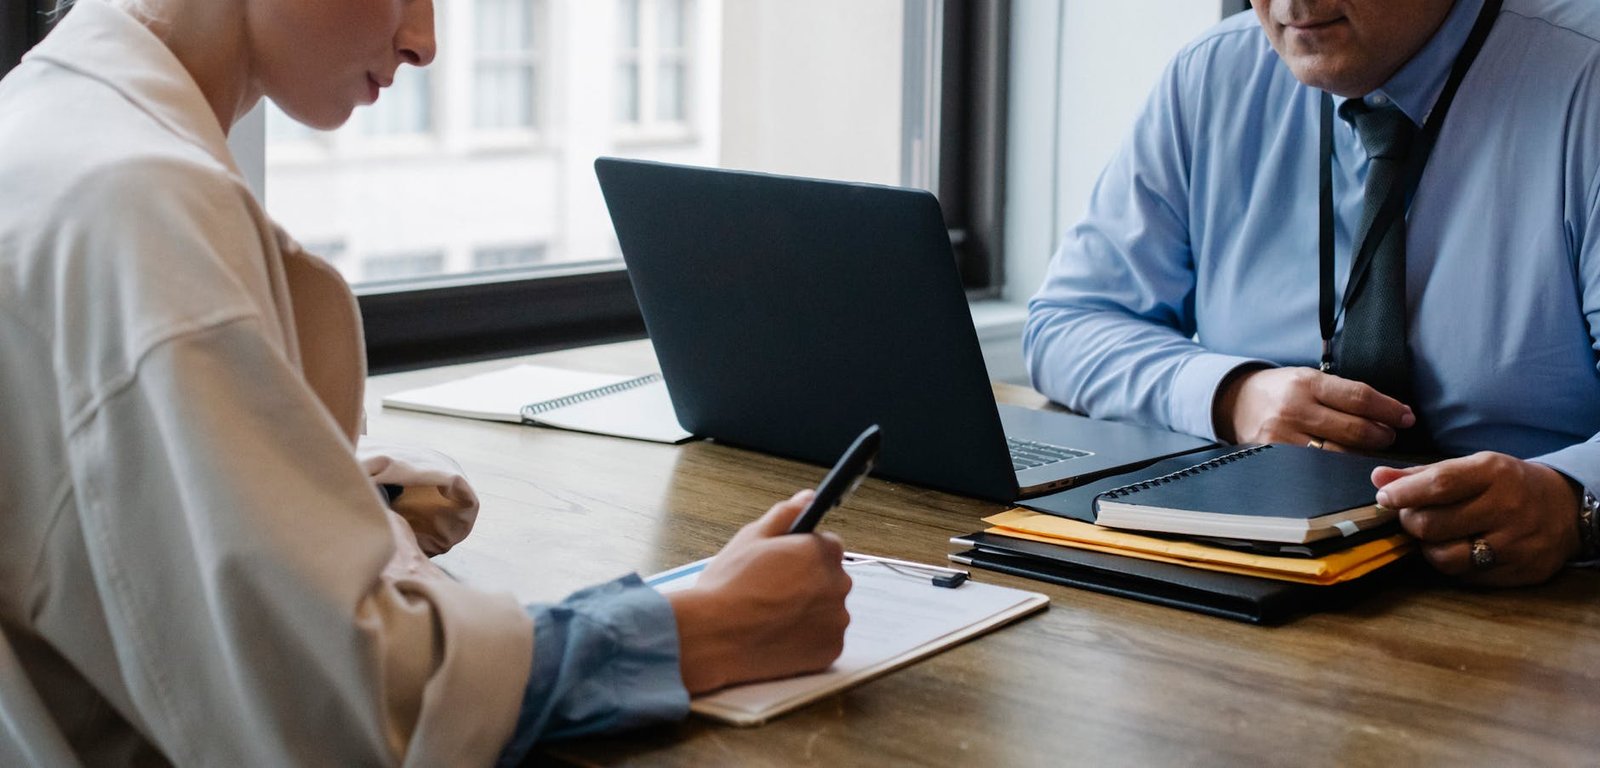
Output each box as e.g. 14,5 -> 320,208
1317,0 -> 1503,372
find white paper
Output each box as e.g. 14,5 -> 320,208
382,364 -> 691,443
529,378 -> 692,443
651,556 -> 1048,724
383,364 -> 631,422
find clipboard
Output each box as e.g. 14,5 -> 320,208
647,553 -> 1049,726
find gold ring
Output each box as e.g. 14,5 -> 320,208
1470,538 -> 1496,570
1307,437 -> 1326,450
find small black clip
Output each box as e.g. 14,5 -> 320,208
931,572 -> 968,589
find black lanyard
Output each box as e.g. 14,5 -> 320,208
1317,0 -> 1502,372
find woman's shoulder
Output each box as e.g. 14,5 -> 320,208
0,57 -> 251,231
0,62 -> 283,385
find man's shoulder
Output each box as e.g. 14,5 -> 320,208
1504,0 -> 1600,48
1165,10 -> 1282,88
1173,10 -> 1272,65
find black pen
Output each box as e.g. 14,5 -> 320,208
788,425 -> 882,534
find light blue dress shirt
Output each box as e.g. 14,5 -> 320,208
496,575 -> 689,766
1024,0 -> 1600,495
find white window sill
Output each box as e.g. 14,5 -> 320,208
969,299 -> 1029,385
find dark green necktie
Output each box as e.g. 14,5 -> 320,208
1334,100 -> 1418,409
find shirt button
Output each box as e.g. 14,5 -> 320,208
1370,94 -> 1390,106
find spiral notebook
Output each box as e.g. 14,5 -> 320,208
1089,444 -> 1403,544
382,364 -> 693,444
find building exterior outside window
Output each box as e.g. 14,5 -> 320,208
474,0 -> 540,132
265,0 -> 905,288
616,0 -> 689,129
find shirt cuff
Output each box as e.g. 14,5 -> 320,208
1168,353 -> 1274,442
1530,442 -> 1600,499
496,574 -> 690,766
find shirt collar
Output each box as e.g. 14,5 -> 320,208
24,0 -> 241,177
1343,0 -> 1486,125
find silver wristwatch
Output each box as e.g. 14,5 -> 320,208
1578,489 -> 1600,561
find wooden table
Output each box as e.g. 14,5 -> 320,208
367,341 -> 1600,767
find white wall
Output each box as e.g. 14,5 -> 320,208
1004,0 -> 1227,305
719,0 -> 903,185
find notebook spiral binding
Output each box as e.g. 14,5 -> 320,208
519,372 -> 663,421
1097,444 -> 1273,500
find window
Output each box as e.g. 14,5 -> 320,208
3,0 -> 1010,371
616,0 -> 690,130
362,67 -> 434,136
474,0 -> 540,131
473,242 -> 548,270
362,250 -> 448,282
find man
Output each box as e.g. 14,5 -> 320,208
1024,0 -> 1600,586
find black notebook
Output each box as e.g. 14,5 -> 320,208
1088,444 -> 1408,544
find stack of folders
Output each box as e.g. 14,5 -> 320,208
949,444 -> 1417,624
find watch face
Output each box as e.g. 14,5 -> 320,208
1582,492 -> 1600,560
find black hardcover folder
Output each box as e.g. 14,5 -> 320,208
950,531 -> 1408,625
950,531 -> 1303,624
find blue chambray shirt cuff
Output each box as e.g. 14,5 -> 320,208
496,574 -> 690,767
1170,353 -> 1275,442
1530,443 -> 1600,500
1530,442 -> 1600,567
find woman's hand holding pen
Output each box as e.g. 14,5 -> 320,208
667,490 -> 853,694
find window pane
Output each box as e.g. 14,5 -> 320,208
363,250 -> 446,282
475,64 -> 535,129
616,62 -> 640,123
266,0 -> 909,290
618,0 -> 641,50
478,0 -> 531,54
473,242 -> 549,270
361,66 -> 432,136
656,60 -> 684,122
266,102 -> 315,142
658,0 -> 685,50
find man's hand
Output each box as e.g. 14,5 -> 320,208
666,490 -> 853,694
1374,453 -> 1583,586
1214,366 -> 1415,451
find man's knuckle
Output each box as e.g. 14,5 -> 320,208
1426,471 -> 1455,497
1407,513 -> 1436,541
1259,415 -> 1291,438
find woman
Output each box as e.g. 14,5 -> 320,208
0,0 -> 851,764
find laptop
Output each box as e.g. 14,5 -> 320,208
594,158 -> 1213,502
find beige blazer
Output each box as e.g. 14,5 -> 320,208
0,2 -> 533,765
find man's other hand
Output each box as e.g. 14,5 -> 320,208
1214,366 -> 1415,451
1374,454 -> 1583,586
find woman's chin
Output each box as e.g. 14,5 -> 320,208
279,101 -> 355,132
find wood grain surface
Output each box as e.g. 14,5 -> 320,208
367,341 -> 1600,768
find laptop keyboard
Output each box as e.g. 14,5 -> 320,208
1008,437 -> 1091,472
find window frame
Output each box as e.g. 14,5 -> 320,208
613,0 -> 696,145
4,0 -> 1013,374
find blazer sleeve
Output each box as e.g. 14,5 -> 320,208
60,313 -> 533,767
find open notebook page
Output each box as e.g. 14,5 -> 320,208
382,364 -> 634,423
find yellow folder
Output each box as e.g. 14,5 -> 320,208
983,508 -> 1412,586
